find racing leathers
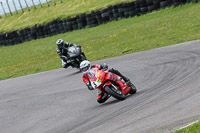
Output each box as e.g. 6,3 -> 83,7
57,42 -> 85,68
82,63 -> 130,103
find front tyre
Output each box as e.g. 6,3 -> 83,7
104,85 -> 125,100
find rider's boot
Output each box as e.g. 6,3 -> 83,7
121,76 -> 132,87
62,60 -> 70,69
78,54 -> 86,62
81,52 -> 87,60
82,52 -> 86,57
97,90 -> 110,104
109,68 -> 131,86
63,64 -> 70,69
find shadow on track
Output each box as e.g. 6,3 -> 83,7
93,90 -> 146,107
67,70 -> 82,77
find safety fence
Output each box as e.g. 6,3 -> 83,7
0,0 -> 198,46
0,0 -> 62,16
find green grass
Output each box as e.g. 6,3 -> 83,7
0,0 -> 133,33
0,3 -> 200,80
173,121 -> 200,133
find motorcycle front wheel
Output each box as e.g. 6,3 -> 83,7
104,85 -> 125,100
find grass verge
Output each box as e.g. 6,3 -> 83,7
0,0 -> 133,33
0,3 -> 200,80
173,121 -> 200,133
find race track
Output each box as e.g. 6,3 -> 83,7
1,40 -> 200,133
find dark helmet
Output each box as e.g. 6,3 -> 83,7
56,39 -> 64,49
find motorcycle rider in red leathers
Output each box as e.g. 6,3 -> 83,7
80,60 -> 131,104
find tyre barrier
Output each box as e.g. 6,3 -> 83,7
0,0 -> 196,46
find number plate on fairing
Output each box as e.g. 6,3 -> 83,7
91,79 -> 101,89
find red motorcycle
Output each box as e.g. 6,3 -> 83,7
88,68 -> 137,101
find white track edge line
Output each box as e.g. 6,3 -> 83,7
178,120 -> 199,130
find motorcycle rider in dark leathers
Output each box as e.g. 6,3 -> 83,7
56,39 -> 86,68
80,60 -> 131,104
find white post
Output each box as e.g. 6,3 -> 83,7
45,0 -> 49,7
18,0 -> 24,13
24,0 -> 30,11
0,2 -> 7,17
12,0 -> 18,14
31,0 -> 36,9
38,0 -> 43,8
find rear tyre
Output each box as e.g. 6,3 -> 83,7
104,85 -> 125,100
129,83 -> 137,94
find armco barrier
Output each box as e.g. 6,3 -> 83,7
0,0 -> 197,46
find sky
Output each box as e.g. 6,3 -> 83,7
0,0 -> 51,16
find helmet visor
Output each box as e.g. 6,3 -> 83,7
81,66 -> 89,72
58,43 -> 63,49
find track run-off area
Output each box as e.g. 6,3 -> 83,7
1,40 -> 200,133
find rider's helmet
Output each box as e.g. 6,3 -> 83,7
80,60 -> 91,74
56,39 -> 64,49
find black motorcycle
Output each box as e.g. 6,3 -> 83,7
61,45 -> 87,69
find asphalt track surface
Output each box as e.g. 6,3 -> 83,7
1,40 -> 200,133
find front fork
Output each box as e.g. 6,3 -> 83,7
103,81 -> 131,96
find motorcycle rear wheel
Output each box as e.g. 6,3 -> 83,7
129,83 -> 137,94
104,85 -> 125,100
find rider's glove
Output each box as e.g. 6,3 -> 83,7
101,63 -> 108,71
86,82 -> 94,90
57,49 -> 61,55
88,85 -> 94,90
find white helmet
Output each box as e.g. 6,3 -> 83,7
80,60 -> 91,74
